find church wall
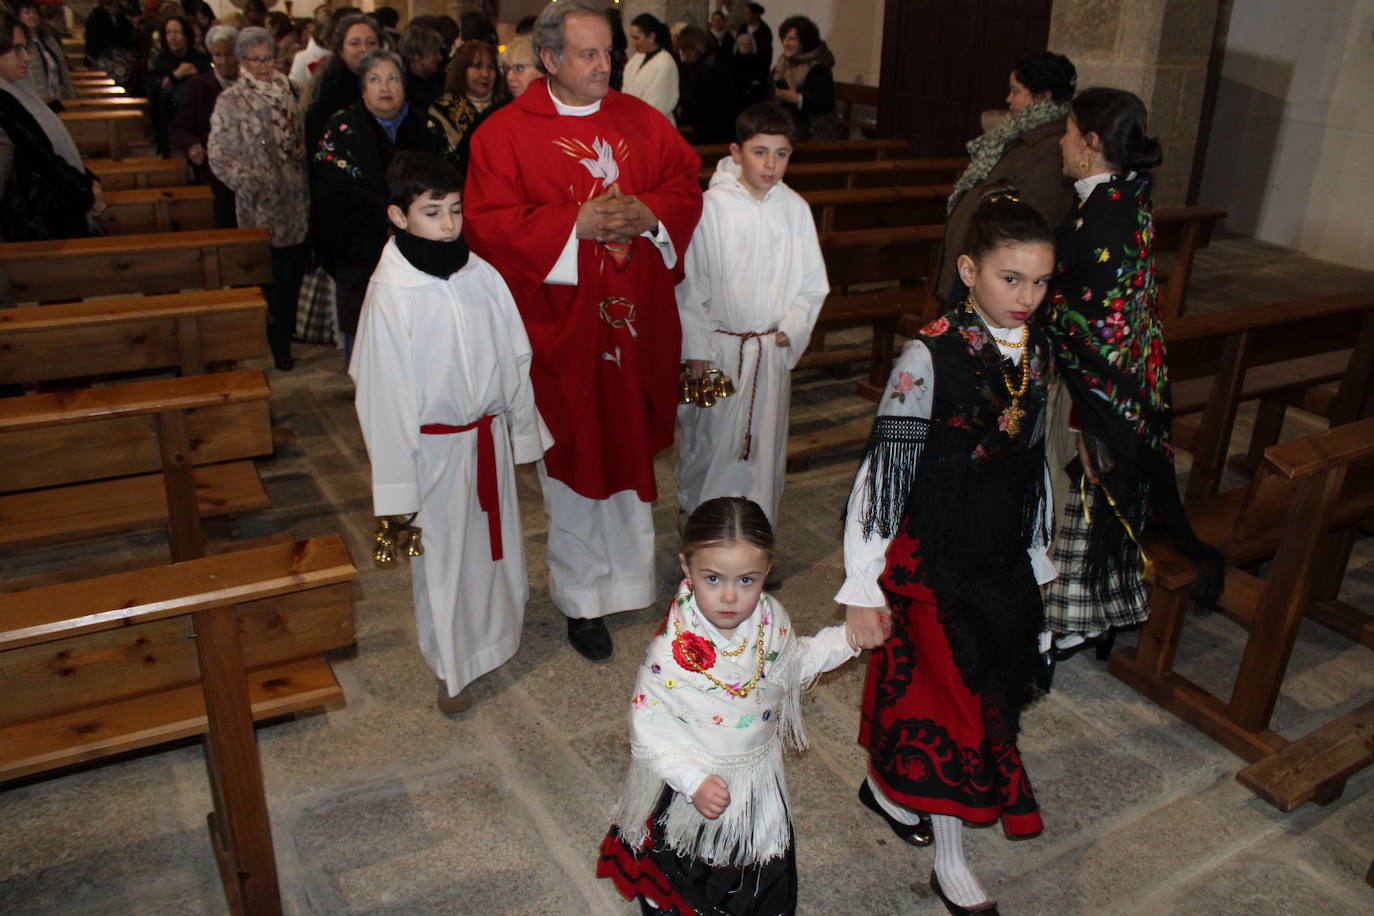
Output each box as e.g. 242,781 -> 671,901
1197,0 -> 1374,270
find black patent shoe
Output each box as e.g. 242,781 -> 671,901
1051,630 -> 1117,663
859,781 -> 933,847
929,872 -> 999,915
273,355 -> 296,371
567,617 -> 613,662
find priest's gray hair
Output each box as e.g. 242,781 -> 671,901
235,26 -> 274,60
532,0 -> 603,74
206,24 -> 238,51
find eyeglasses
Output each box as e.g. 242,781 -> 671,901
241,54 -> 276,65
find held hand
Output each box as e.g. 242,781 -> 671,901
575,187 -> 616,240
595,184 -> 659,241
685,358 -> 711,380
187,143 -> 205,165
845,604 -> 892,650
775,331 -> 789,347
88,180 -> 107,216
692,774 -> 731,819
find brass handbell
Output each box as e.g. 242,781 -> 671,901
709,369 -> 735,398
696,384 -> 717,407
679,365 -> 698,405
401,525 -> 424,557
372,514 -> 420,567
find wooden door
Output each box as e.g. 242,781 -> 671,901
879,0 -> 1053,157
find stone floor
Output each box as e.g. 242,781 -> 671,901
2,234 -> 1372,915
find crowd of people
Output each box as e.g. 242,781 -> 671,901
0,1 -> 1210,914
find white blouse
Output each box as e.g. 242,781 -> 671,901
622,49 -> 679,123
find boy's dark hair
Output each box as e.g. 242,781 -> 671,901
1071,86 -> 1163,172
373,6 -> 399,30
777,15 -> 820,54
387,151 -> 463,210
682,497 -> 775,562
960,183 -> 1054,263
1011,50 -> 1076,102
734,101 -> 796,144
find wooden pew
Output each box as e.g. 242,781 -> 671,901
74,84 -> 128,98
805,184 -> 952,232
71,75 -> 116,88
0,227 -> 272,302
0,288 -> 268,385
699,157 -> 968,192
1154,205 -> 1227,318
835,81 -> 879,137
692,137 -> 911,164
87,155 -> 188,190
99,185 -> 215,234
61,96 -> 149,116
1166,290 -> 1374,501
59,109 -> 152,159
0,369 -> 274,555
1108,418 -> 1374,766
0,535 -> 358,913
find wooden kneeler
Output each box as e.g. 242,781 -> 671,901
1109,418 -> 1374,766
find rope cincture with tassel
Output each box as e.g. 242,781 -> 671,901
372,513 -> 425,567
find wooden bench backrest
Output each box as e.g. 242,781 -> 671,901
58,110 -> 149,159
0,227 -> 273,301
821,224 -> 944,289
0,369 -> 273,493
0,289 -> 268,384
87,156 -> 188,190
100,185 -> 216,235
805,184 -> 953,232
74,84 -> 127,98
700,157 -> 968,190
61,97 -> 149,115
835,81 -> 880,135
692,137 -> 910,164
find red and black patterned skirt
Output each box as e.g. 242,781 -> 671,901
859,529 -> 1044,837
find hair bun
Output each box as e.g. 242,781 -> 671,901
1129,136 -> 1164,171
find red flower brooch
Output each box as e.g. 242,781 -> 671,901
673,631 -> 717,672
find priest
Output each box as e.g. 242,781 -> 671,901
464,0 -> 702,662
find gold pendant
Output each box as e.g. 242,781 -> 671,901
1003,399 -> 1025,437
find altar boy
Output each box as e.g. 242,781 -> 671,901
676,102 -> 829,528
351,152 -> 551,714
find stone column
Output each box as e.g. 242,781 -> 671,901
1049,0 -> 1222,206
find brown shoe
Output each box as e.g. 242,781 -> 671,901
436,678 -> 473,715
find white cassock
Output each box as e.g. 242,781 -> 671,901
350,239 -> 552,696
675,156 -> 829,526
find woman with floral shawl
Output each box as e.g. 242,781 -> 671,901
1044,87 -> 1221,650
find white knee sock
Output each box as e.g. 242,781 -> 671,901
931,814 -> 990,907
867,776 -> 925,826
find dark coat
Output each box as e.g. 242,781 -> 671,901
305,60 -> 361,164
312,102 -> 438,332
148,47 -> 210,155
0,89 -> 94,241
781,62 -> 838,141
678,53 -> 735,145
936,117 -> 1075,302
169,71 -> 236,228
736,20 -> 772,63
84,5 -> 137,60
404,68 -> 445,122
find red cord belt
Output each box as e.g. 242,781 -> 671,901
420,415 -> 502,561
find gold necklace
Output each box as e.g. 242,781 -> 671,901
1000,328 -> 1032,437
671,612 -> 768,698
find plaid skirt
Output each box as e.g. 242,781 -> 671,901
1044,480 -> 1150,634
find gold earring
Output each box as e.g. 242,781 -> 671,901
1077,158 -> 1090,175
965,290 -> 978,314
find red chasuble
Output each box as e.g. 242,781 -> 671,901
464,80 -> 703,500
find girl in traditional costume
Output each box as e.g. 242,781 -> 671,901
1044,88 -> 1220,656
840,192 -> 1059,914
598,496 -> 860,916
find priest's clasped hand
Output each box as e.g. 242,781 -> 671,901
577,183 -> 660,243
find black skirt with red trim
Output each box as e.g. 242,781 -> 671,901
858,530 -> 1044,837
596,789 -> 797,915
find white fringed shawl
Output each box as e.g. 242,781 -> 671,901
610,583 -> 821,867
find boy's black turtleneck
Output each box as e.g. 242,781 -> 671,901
394,229 -> 471,279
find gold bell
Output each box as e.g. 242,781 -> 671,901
679,367 -> 697,405
696,384 -> 717,408
711,370 -> 735,398
373,537 -> 397,566
402,526 -> 424,557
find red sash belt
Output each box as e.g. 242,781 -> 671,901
420,415 -> 503,562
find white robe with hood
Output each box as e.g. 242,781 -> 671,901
350,238 -> 553,696
675,156 -> 829,526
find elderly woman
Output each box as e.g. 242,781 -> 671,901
84,0 -> 138,91
15,0 -> 72,110
172,23 -> 237,228
622,12 -> 677,122
304,12 -> 382,159
314,48 -> 435,357
148,14 -> 210,155
208,26 -> 309,371
936,51 -> 1078,301
501,34 -> 538,99
0,13 -> 104,240
771,15 -> 839,142
1044,87 -> 1219,655
426,39 -> 502,170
